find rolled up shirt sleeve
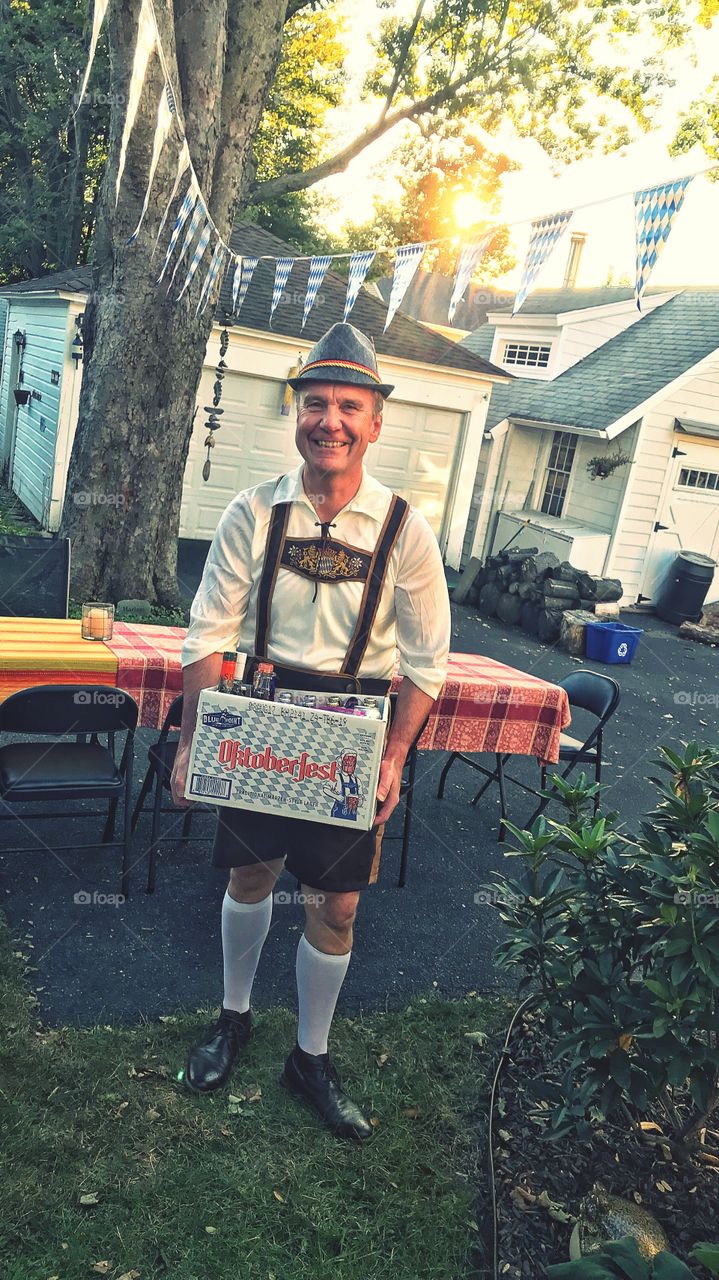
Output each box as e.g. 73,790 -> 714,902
394,510 -> 451,700
180,493 -> 255,668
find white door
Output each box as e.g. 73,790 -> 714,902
179,367 -> 463,543
640,437 -> 719,604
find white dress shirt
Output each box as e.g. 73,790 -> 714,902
181,464 -> 451,699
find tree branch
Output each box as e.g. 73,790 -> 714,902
284,0 -> 319,19
378,0 -> 427,124
250,68 -> 477,202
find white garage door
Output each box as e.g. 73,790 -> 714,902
640,436 -> 719,604
179,367 -> 463,544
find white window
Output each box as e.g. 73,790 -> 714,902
503,341 -> 552,369
677,467 -> 719,491
540,431 -> 577,518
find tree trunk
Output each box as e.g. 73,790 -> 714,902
59,0 -> 287,606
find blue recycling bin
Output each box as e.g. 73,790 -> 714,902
585,620 -> 642,665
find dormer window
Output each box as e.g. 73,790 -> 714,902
503,340 -> 552,368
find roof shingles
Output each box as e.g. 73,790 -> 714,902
466,291 -> 719,433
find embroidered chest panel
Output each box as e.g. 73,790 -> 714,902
280,536 -> 372,585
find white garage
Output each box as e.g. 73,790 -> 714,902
180,350 -> 467,547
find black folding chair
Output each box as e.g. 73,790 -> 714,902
436,669 -> 620,836
0,535 -> 71,618
527,668 -> 621,824
0,684 -> 138,897
131,694 -> 213,894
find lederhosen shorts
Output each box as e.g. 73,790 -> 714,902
211,487 -> 409,894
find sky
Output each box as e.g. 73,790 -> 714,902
317,0 -> 719,289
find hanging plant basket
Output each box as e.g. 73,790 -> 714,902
586,448 -> 632,481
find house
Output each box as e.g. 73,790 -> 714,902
0,224 -> 508,570
459,286 -> 719,605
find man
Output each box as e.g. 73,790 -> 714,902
171,321 -> 450,1141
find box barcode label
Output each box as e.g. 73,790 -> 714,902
191,774 -> 231,800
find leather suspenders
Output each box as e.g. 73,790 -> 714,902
254,483 -> 409,678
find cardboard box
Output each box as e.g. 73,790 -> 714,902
185,688 -> 389,830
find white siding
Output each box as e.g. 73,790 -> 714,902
0,300 -> 69,523
554,295 -> 673,376
562,426 -> 639,535
607,360 -> 719,601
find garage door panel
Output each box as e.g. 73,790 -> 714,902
180,373 -> 462,543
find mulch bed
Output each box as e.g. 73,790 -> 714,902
481,1008 -> 719,1278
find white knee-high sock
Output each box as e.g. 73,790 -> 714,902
295,933 -> 351,1056
221,889 -> 273,1014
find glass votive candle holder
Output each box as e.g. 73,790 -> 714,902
81,602 -> 115,641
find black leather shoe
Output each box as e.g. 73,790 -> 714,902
279,1043 -> 374,1141
184,1007 -> 252,1094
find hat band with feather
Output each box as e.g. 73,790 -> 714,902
300,358 -> 382,384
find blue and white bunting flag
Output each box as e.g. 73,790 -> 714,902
232,255 -> 259,313
384,242 -> 426,331
448,233 -> 494,325
302,255 -> 332,329
74,0 -> 109,114
152,139 -> 191,260
270,257 -> 295,325
156,180 -> 196,284
115,0 -> 156,205
127,80 -> 174,245
196,239 -> 227,316
344,251 -> 376,321
175,220 -> 212,300
513,211 -> 573,315
167,194 -> 205,290
634,177 -> 693,310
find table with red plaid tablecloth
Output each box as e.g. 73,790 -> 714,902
0,620 -> 570,761
107,631 -> 570,764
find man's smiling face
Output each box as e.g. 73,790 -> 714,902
295,382 -> 383,480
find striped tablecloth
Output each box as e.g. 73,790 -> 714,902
0,620 -> 570,761
0,618 -> 117,703
104,622 -> 185,729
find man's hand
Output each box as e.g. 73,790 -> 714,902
373,754 -> 404,827
170,741 -> 193,809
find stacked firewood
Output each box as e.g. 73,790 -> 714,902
466,546 -> 623,643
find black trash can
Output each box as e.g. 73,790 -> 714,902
655,550 -> 717,625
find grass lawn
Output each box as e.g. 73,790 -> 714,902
0,922 -> 506,1280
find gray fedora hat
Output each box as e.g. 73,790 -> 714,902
288,321 -> 394,398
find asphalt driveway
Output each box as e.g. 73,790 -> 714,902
1,602 -> 716,1028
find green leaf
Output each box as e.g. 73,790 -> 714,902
654,1250 -> 701,1278
691,1242 -> 719,1275
601,1235 -> 652,1279
608,1049 -> 632,1090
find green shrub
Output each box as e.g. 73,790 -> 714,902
487,745 -> 719,1161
